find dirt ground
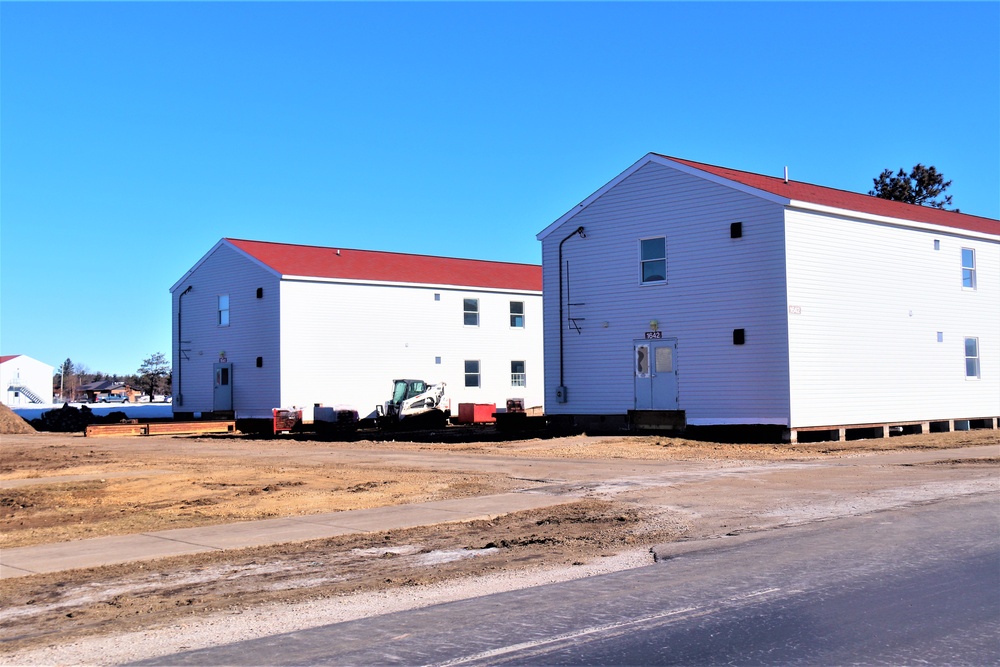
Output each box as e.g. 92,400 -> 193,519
1,426 -> 997,658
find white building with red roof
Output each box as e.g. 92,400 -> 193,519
1,354 -> 53,406
170,239 -> 543,421
537,153 -> 999,441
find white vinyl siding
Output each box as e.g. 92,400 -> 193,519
171,243 -> 281,416
279,281 -> 543,419
785,211 -> 1000,426
541,161 -> 790,424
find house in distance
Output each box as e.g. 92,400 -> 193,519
0,355 -> 53,406
537,153 -> 999,442
170,239 -> 543,422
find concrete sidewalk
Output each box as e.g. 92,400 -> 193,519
0,491 -> 576,579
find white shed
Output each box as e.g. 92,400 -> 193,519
1,355 -> 54,406
170,239 -> 543,421
537,154 -> 999,440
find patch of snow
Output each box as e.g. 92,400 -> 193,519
8,403 -> 174,421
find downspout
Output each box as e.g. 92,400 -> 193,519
177,285 -> 193,407
557,226 -> 586,401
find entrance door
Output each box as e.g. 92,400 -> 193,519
213,363 -> 233,412
634,339 -> 678,410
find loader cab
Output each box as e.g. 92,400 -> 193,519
391,379 -> 428,406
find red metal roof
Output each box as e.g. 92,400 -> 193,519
226,239 -> 542,292
0,355 -> 21,364
660,155 -> 999,235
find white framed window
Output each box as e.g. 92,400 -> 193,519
640,237 -> 667,284
511,360 -> 526,387
465,360 -> 481,387
464,298 -> 479,326
510,301 -> 524,328
962,248 -> 976,289
218,295 -> 230,327
965,337 -> 980,379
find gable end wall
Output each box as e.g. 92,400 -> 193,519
542,161 -> 791,423
171,244 -> 281,416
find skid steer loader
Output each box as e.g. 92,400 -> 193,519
376,379 -> 450,429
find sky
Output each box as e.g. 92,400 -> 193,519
2,2 -> 998,377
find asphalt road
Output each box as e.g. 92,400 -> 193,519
136,494 -> 999,666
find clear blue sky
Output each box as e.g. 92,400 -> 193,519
2,2 -> 998,377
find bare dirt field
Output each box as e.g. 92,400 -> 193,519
1,425 -> 997,663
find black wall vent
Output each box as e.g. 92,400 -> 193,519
256,356 -> 263,367
256,287 -> 264,299
731,222 -> 743,239
733,329 -> 746,345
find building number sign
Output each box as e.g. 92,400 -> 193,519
645,331 -> 662,339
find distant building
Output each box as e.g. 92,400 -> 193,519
78,380 -> 139,404
170,239 -> 543,421
537,153 -> 999,440
0,355 -> 54,405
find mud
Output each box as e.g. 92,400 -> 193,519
0,428 -> 997,657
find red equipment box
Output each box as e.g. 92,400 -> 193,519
272,408 -> 302,434
457,403 -> 496,424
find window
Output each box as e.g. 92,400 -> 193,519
511,361 -> 526,387
434,293 -> 440,301
464,360 -> 480,387
640,237 -> 666,283
510,301 -> 524,328
464,299 -> 479,326
435,356 -> 441,365
218,295 -> 230,327
965,337 -> 980,378
962,248 -> 976,289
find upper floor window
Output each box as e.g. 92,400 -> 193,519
510,301 -> 524,328
962,248 -> 976,289
218,295 -> 230,327
965,337 -> 980,379
640,237 -> 667,284
464,299 -> 479,326
511,360 -> 526,387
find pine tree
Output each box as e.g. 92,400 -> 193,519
870,164 -> 955,210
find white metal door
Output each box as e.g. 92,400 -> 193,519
213,363 -> 233,412
634,339 -> 678,410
